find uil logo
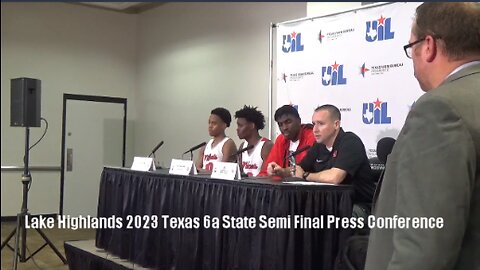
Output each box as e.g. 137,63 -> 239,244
366,15 -> 395,42
322,62 -> 347,86
362,98 -> 391,124
282,32 -> 304,53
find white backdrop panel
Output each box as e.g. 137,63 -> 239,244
274,2 -> 422,158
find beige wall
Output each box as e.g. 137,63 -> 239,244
134,2 -> 306,167
1,3 -> 306,216
1,2 -> 307,216
1,3 -> 137,216
3,2 -> 362,216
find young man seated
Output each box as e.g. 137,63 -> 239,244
234,105 -> 273,177
196,107 -> 237,172
258,105 -> 315,178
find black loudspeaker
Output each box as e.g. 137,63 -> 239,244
10,77 -> 41,127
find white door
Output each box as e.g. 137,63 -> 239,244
63,99 -> 124,217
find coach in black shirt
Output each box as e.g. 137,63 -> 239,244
295,105 -> 376,210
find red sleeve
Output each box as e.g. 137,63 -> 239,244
258,135 -> 286,176
295,126 -> 316,164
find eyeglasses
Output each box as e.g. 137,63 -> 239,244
403,38 -> 425,59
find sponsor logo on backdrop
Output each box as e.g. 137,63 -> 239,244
281,73 -> 288,83
282,31 -> 304,53
288,71 -> 315,82
321,62 -> 347,86
339,107 -> 351,112
362,98 -> 391,124
361,63 -> 370,77
360,62 -> 404,77
280,71 -> 315,82
366,15 -> 395,42
319,28 -> 355,43
318,30 -> 325,43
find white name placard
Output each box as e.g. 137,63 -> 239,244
169,159 -> 197,176
211,161 -> 241,180
131,157 -> 156,172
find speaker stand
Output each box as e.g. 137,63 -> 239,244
0,127 -> 67,270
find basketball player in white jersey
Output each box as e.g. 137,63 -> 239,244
235,106 -> 273,177
196,107 -> 237,172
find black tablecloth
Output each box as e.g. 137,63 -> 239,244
65,241 -> 132,270
95,167 -> 354,270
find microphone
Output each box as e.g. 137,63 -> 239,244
285,145 -> 311,160
148,141 -> 164,157
376,137 -> 396,164
230,144 -> 254,158
183,142 -> 207,155
372,137 -> 397,210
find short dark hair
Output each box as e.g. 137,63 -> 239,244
274,105 -> 300,122
315,104 -> 341,121
211,107 -> 232,127
414,3 -> 480,60
234,105 -> 266,130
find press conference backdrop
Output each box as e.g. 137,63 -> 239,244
274,2 -> 422,158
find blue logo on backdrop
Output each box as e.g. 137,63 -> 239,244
322,62 -> 347,86
366,15 -> 395,42
362,98 -> 391,124
282,32 -> 304,53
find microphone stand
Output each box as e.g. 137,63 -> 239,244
181,151 -> 194,161
288,155 -> 297,176
285,146 -> 310,176
152,152 -> 160,169
1,127 -> 67,270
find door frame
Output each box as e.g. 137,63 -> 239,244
60,94 -> 127,215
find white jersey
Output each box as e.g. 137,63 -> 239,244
240,138 -> 268,177
203,137 -> 230,171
